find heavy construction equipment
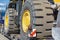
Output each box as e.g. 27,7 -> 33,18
0,0 -> 60,40
0,0 -> 54,40
20,0 -> 60,40
20,0 -> 54,40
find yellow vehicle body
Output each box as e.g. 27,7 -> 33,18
54,0 -> 60,4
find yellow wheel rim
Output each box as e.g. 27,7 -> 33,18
5,15 -> 9,28
22,10 -> 30,33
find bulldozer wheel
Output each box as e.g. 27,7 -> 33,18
20,0 -> 54,40
3,8 -> 18,34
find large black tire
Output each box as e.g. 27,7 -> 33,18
20,0 -> 54,40
3,8 -> 19,34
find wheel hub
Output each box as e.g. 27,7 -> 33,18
5,15 -> 9,28
22,10 -> 30,33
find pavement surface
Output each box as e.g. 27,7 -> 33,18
0,34 -> 9,40
0,24 -> 9,40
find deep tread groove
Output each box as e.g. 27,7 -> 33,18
35,16 -> 44,18
34,24 -> 43,26
47,21 -> 53,23
45,29 -> 51,31
45,7 -> 52,9
34,9 -> 43,11
46,13 -> 53,16
37,32 -> 42,33
44,35 -> 52,37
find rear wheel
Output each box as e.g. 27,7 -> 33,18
20,0 -> 54,40
3,8 -> 18,34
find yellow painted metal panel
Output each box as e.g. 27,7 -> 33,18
54,0 -> 60,4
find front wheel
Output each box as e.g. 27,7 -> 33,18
20,0 -> 54,40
